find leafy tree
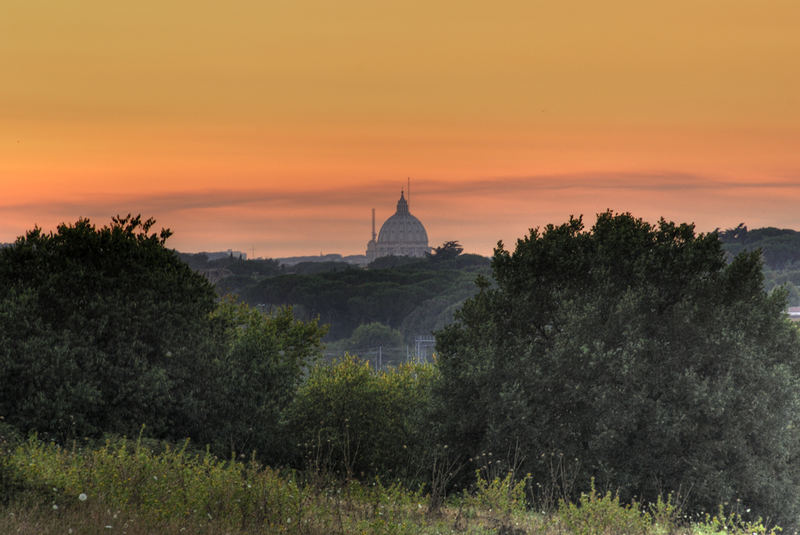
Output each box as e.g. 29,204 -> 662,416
367,255 -> 423,270
242,260 -> 488,340
720,224 -> 800,269
195,299 -> 326,460
428,240 -> 464,261
434,211 -> 800,527
0,216 -> 218,441
287,356 -> 436,481
325,322 -> 407,367
347,322 -> 404,351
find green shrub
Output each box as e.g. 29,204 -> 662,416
2,434 -> 790,535
0,216 -> 218,442
434,212 -> 800,527
0,454 -> 23,506
694,505 -> 781,535
462,469 -> 530,532
287,355 -> 436,482
556,480 -> 650,535
7,435 -> 310,529
196,298 -> 325,462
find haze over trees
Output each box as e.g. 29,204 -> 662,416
201,248 -> 490,345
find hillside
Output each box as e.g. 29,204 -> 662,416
719,224 -> 800,305
180,251 -> 491,343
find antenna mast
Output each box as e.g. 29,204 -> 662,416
371,208 -> 376,241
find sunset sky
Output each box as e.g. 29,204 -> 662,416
3,1 -> 799,257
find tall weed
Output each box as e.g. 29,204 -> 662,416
8,435 -> 309,531
555,480 -> 650,535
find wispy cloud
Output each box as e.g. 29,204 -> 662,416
5,170 -> 795,215
3,170 -> 800,256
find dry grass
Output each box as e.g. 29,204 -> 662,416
0,437 -> 781,535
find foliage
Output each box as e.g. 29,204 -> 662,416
0,422 -> 24,506
428,241 -> 464,262
0,215 -> 218,441
7,435 -> 311,531
347,322 -> 405,351
695,505 -> 781,535
719,224 -> 800,305
434,211 -> 800,527
327,322 -> 408,366
2,435 -> 782,535
192,299 -> 326,461
240,255 -> 489,340
178,251 -> 283,277
368,255 -> 425,270
556,481 -> 651,535
465,470 -> 530,521
719,223 -> 800,269
287,356 -> 436,482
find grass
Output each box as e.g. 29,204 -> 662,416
0,435 -> 781,535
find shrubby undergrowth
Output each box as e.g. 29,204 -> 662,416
0,437 -> 781,535
287,355 -> 436,482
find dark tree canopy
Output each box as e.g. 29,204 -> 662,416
196,299 -> 325,460
428,241 -> 464,261
433,211 -> 800,526
0,215 -> 218,440
243,257 -> 488,340
719,223 -> 800,270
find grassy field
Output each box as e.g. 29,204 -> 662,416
0,436 -> 779,535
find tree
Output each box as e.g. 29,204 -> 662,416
0,215 -> 218,441
433,211 -> 800,527
286,355 -> 436,481
196,299 -> 326,460
428,240 -> 464,261
347,322 -> 404,351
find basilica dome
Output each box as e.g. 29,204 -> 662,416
366,191 -> 430,262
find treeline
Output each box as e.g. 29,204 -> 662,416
181,246 -> 490,343
2,214 -> 800,529
719,223 -> 800,304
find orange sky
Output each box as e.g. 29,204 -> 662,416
2,1 -> 800,257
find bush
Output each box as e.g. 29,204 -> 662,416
194,299 -> 325,462
555,481 -> 650,535
463,470 -> 530,529
7,435 -> 309,528
0,216 -> 218,441
434,211 -> 800,527
287,356 -> 436,481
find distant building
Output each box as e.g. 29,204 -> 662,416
788,306 -> 800,322
366,190 -> 430,262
